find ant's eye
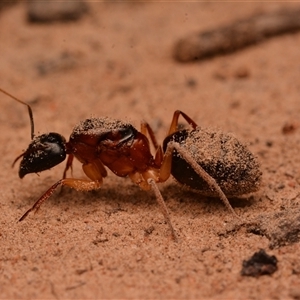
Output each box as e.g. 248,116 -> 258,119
19,133 -> 67,178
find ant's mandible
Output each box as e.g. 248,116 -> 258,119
1,88 -> 262,239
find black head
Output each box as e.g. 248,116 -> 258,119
16,132 -> 67,178
0,88 -> 67,178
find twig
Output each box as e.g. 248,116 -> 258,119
174,8 -> 300,62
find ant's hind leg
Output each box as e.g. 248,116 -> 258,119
164,141 -> 242,220
168,110 -> 198,136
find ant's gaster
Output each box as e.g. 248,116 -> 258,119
1,88 -> 262,240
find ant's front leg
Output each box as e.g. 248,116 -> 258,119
19,162 -> 104,221
62,154 -> 74,179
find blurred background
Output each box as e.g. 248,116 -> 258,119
1,2 -> 300,299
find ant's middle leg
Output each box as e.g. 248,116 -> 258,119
147,178 -> 177,241
140,121 -> 164,166
129,171 -> 177,240
140,122 -> 159,150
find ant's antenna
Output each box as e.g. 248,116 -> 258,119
0,87 -> 35,140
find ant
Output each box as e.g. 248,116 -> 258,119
1,88 -> 261,239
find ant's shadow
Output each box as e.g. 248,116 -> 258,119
162,183 -> 256,218
21,179 -> 256,218
52,181 -> 158,208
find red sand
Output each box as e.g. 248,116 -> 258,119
1,2 -> 300,299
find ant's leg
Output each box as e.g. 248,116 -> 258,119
62,154 -> 74,179
162,141 -> 241,220
147,178 -> 177,241
19,177 -> 103,222
141,122 -> 159,150
160,110 -> 200,177
129,171 -> 177,240
141,122 -> 164,166
59,154 -> 75,195
168,110 -> 198,135
20,162 -> 105,221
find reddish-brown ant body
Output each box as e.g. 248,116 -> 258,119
1,88 -> 261,239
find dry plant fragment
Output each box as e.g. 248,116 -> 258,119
174,8 -> 300,62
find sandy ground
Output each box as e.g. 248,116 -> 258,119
1,2 -> 300,299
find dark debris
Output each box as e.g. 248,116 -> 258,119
241,249 -> 278,277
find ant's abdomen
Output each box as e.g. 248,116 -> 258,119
163,128 -> 262,197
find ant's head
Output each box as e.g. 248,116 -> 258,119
14,133 -> 67,178
0,88 -> 68,178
